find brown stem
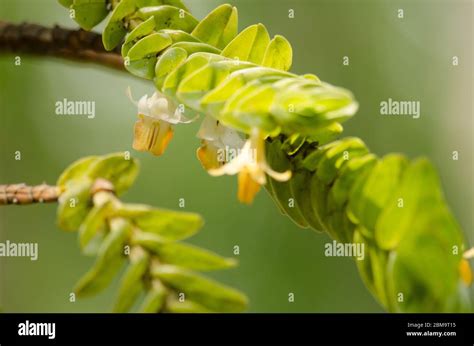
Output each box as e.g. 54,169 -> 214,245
0,21 -> 125,71
0,183 -> 60,205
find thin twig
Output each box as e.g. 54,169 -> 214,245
0,183 -> 60,205
0,21 -> 125,71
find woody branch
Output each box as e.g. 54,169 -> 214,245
0,21 -> 124,70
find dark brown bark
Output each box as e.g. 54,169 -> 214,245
0,21 -> 124,70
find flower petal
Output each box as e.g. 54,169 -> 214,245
196,142 -> 222,170
208,154 -> 246,176
126,86 -> 138,105
149,123 -> 174,156
197,115 -> 219,141
237,169 -> 261,204
264,164 -> 292,182
459,259 -> 472,286
132,116 -> 155,152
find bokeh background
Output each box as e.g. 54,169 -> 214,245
0,0 -> 472,312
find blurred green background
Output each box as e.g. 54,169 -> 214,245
0,0 -> 472,312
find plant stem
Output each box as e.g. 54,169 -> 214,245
0,183 -> 60,205
0,21 -> 124,71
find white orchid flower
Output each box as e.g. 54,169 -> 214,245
196,115 -> 245,170
206,127 -> 292,204
127,87 -> 195,156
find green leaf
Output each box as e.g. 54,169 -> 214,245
136,5 -> 198,33
71,0 -> 108,30
169,41 -> 221,55
161,29 -> 200,43
58,0 -> 73,8
280,134 -> 306,155
131,229 -> 171,246
387,207 -> 465,312
200,67 -> 290,119
151,265 -> 247,312
78,197 -> 115,253
113,246 -> 150,312
87,153 -> 139,195
327,154 -> 377,212
290,169 -> 324,232
315,137 -> 368,184
176,60 -> 254,110
161,0 -> 189,10
220,80 -> 279,134
139,279 -> 167,313
126,32 -> 172,60
191,4 -> 238,49
301,142 -> 335,171
309,174 -> 332,237
166,298 -> 214,312
368,246 -> 390,309
114,204 -> 203,240
136,0 -> 190,11
125,56 -> 157,79
137,239 -> 237,271
271,82 -> 358,135
102,0 -> 137,51
353,229 -> 377,297
348,154 -> 408,232
122,17 -> 156,56
262,35 -> 292,71
306,122 -> 344,145
74,219 -> 130,297
375,158 -> 444,250
162,52 -> 224,98
265,140 -> 308,228
221,24 -> 270,64
154,47 -> 188,90
57,178 -> 93,232
57,156 -> 98,189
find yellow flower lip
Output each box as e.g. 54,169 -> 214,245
459,258 -> 472,287
128,87 -> 195,156
132,115 -> 174,156
196,142 -> 222,170
238,168 -> 261,204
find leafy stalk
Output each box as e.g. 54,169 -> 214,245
58,0 -> 472,312
56,152 -> 247,312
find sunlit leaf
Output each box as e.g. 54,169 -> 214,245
221,24 -> 270,64
57,178 -> 93,232
113,246 -> 150,312
151,265 -> 247,312
87,153 -> 139,195
114,204 -> 203,240
57,156 -> 98,189
71,0 -> 108,30
74,219 -> 130,297
191,4 -> 238,49
262,35 -> 292,71
136,5 -> 198,32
